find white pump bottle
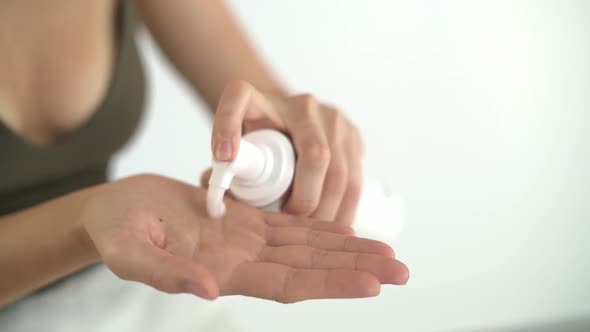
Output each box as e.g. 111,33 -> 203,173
207,129 -> 295,218
206,128 -> 405,245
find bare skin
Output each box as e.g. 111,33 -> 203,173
0,1 -> 116,144
87,175 -> 409,302
0,1 -> 362,221
0,1 -> 408,306
0,174 -> 409,306
209,81 -> 365,225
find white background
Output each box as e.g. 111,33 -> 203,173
112,1 -> 590,331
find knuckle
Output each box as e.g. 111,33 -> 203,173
347,178 -> 363,203
325,166 -> 348,195
329,163 -> 347,182
301,141 -> 331,169
292,94 -> 318,119
310,248 -> 330,268
324,107 -> 345,140
295,93 -> 318,109
353,253 -> 361,271
276,267 -> 299,303
325,106 -> 341,124
343,236 -> 354,252
306,229 -> 323,246
289,198 -> 318,215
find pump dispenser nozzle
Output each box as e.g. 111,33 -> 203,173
207,129 -> 295,219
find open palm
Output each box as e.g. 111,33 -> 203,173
83,174 -> 409,303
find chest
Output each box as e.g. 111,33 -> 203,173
0,1 -> 117,145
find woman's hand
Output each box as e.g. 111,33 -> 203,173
84,174 -> 408,303
210,80 -> 364,225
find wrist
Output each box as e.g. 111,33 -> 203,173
0,182 -> 109,305
72,218 -> 100,266
70,184 -> 108,266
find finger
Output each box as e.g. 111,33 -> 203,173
103,243 -> 219,300
282,95 -> 331,216
211,80 -> 271,161
312,107 -> 349,221
227,262 -> 380,303
310,153 -> 347,221
200,168 -> 212,188
263,213 -> 354,235
265,227 -> 395,257
260,246 -> 409,284
335,126 -> 364,226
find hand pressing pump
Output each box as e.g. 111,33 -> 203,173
207,129 -> 295,218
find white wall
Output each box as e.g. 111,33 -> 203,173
112,1 -> 590,331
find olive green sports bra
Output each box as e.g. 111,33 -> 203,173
0,1 -> 145,216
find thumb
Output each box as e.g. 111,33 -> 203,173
105,243 -> 220,300
211,81 -> 256,161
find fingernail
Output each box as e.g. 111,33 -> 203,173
215,140 -> 232,161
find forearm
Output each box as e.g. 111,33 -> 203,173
136,0 -> 286,110
0,185 -> 101,307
